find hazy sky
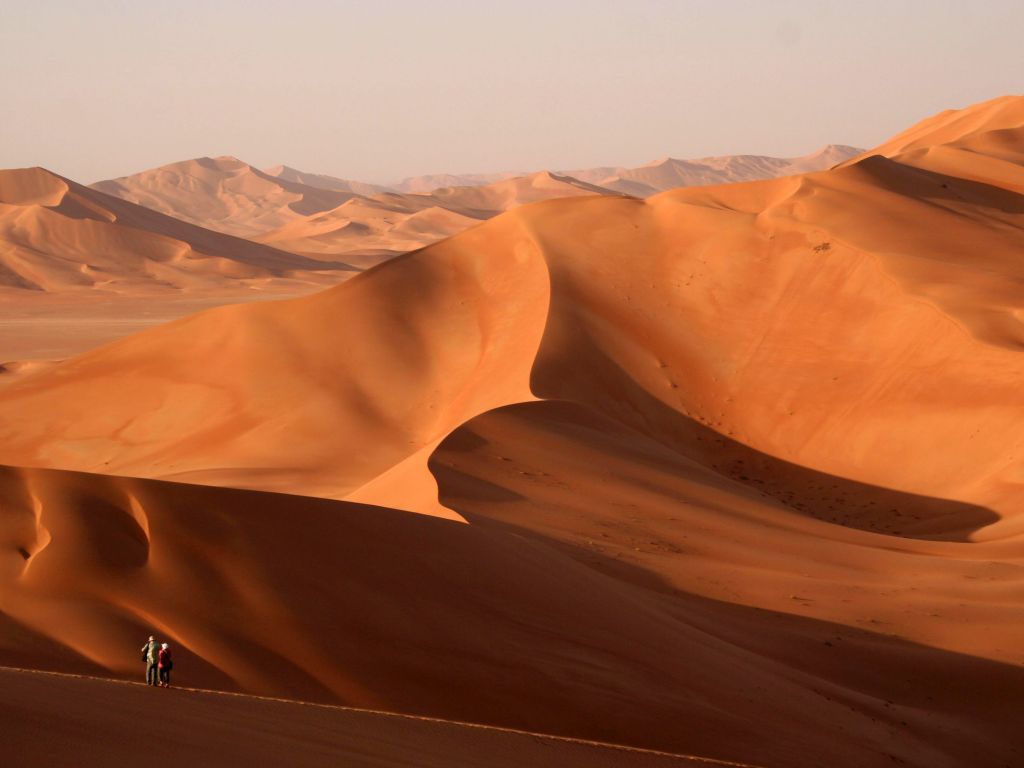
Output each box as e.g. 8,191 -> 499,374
2,1 -> 1021,184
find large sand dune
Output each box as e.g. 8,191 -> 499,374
1,96 -> 1022,523
2,95 -> 1024,767
1,463 -> 1020,767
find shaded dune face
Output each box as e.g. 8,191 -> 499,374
1,669 -> 710,768
2,96 -> 1024,767
1,464 -> 1022,768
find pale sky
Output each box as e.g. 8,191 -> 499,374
1,0 -> 1021,184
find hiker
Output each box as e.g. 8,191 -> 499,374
158,642 -> 173,688
140,635 -> 160,686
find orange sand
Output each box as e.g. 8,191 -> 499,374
1,96 -> 1023,768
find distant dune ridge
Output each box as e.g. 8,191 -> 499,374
0,164 -> 361,362
90,155 -> 361,238
2,96 -> 1024,767
251,170 -> 614,266
0,166 -> 354,293
85,145 -> 861,263
392,170 -> 523,194
0,120 -> 861,364
564,144 -> 862,196
262,164 -> 391,196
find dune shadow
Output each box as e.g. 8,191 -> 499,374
76,492 -> 150,569
851,154 -> 1024,215
444,509 -> 1024,767
524,327 -> 998,541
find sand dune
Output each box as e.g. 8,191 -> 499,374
851,95 -> 1023,162
0,166 -> 352,293
256,171 -> 618,261
1,463 -> 1020,767
92,157 -> 619,264
0,143 -> 865,364
251,153 -> 862,261
0,166 -> 358,362
92,148 -> 860,268
262,163 -> 390,196
0,208 -> 550,498
91,156 -> 360,237
565,145 -> 862,196
1,97 -> 1021,522
255,193 -> 489,265
3,96 -> 1024,767
392,148 -> 861,199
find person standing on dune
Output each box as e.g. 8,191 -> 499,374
140,635 -> 160,686
158,643 -> 173,688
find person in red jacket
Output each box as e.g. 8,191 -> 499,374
157,643 -> 173,688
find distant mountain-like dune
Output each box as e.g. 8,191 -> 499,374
91,156 -> 359,237
565,145 -> 862,196
0,166 -> 352,293
91,147 -> 862,264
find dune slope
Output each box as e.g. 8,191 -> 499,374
91,156 -> 359,237
3,96 -> 1024,767
1,464 -> 1021,768
1,98 -> 1023,530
